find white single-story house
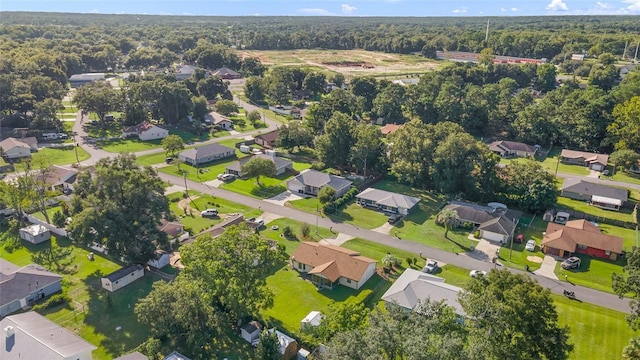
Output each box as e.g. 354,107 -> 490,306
101,264 -> 145,292
178,143 -> 236,166
443,201 -> 521,243
147,250 -> 170,269
286,169 -> 353,198
19,224 -> 51,244
301,311 -> 323,331
356,188 -> 420,215
291,242 -> 377,290
0,311 -> 96,360
381,268 -> 465,315
240,321 -> 262,346
226,153 -> 293,177
560,179 -> 628,211
206,111 -> 234,129
0,137 -> 36,159
0,259 -> 63,317
68,72 -> 105,88
122,121 -> 169,141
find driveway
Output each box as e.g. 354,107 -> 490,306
535,255 -> 559,280
264,191 -> 306,206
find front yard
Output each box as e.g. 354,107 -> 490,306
32,146 -> 91,166
555,253 -> 625,294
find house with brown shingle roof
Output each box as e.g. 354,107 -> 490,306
380,123 -> 403,136
560,149 -> 609,172
254,130 -> 279,149
0,137 -> 37,159
541,220 -> 623,260
489,140 -> 538,158
290,242 -> 377,290
122,121 -> 169,141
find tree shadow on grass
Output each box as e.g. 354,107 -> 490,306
250,184 -> 286,198
83,270 -> 159,358
326,210 -> 354,224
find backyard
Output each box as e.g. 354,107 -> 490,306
0,235 -> 159,359
556,196 -> 636,224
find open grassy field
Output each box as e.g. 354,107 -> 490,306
0,235 -> 160,359
240,49 -> 439,78
32,146 -> 91,166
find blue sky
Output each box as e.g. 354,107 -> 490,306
2,0 -> 640,16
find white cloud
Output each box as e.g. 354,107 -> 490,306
500,7 -> 507,12
595,1 -> 613,9
546,0 -> 569,11
511,7 -> 519,12
89,9 -> 100,13
297,8 -> 334,15
341,4 -> 357,14
624,0 -> 640,11
452,7 -> 468,13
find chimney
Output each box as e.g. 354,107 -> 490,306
4,326 -> 14,338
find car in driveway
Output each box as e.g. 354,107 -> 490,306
525,239 -> 536,251
201,208 -> 218,217
217,173 -> 236,181
421,260 -> 439,273
561,257 -> 581,270
254,218 -> 265,227
470,270 -> 487,278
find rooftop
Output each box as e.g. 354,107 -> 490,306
0,259 -> 62,309
542,220 -> 624,254
356,188 -> 420,210
102,264 -> 144,282
561,179 -> 628,202
291,242 -> 376,282
0,311 -> 97,359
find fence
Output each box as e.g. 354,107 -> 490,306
552,208 -> 637,229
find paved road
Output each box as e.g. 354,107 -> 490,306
157,171 -> 633,313
558,171 -> 640,191
64,93 -> 633,313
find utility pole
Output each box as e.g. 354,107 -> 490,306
509,218 -> 516,260
315,202 -> 319,235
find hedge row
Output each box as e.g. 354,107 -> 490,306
323,187 -> 359,214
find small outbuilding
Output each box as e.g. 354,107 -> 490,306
269,329 -> 298,360
301,311 -> 323,331
240,320 -> 262,346
147,250 -> 170,269
101,264 -> 145,292
19,224 -> 51,244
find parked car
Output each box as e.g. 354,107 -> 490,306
201,208 -> 218,217
165,157 -> 173,164
470,270 -> 487,278
388,214 -> 402,224
217,173 -> 235,181
525,239 -> 536,251
421,260 -> 439,273
561,257 -> 581,270
254,218 -> 265,227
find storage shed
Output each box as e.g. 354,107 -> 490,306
101,264 -> 145,292
19,224 -> 51,244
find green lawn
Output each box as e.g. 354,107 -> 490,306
553,294 -> 637,360
556,196 -> 635,223
554,253 -> 625,294
501,148 -> 590,176
259,218 -> 335,254
288,197 -> 389,229
31,146 -> 90,166
262,266 -> 386,336
160,157 -> 240,183
30,205 -> 64,222
167,191 -> 263,234
498,240 -> 545,272
599,224 -> 638,252
0,236 -> 160,359
221,176 -> 290,199
98,138 -> 163,153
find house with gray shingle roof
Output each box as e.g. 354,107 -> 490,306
381,268 -> 464,315
212,67 -> 241,79
488,140 -> 538,158
0,259 -> 63,317
560,179 -> 628,211
226,153 -> 293,177
443,201 -> 521,243
178,143 -> 236,166
0,137 -> 37,159
287,169 -> 353,198
356,188 -> 420,215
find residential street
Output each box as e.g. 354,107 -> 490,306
65,105 -> 632,313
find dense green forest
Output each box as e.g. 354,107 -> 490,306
2,12 -> 640,59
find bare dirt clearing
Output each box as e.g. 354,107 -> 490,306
239,49 -> 439,77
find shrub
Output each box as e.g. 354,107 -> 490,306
300,223 -> 310,238
474,230 -> 481,239
33,293 -> 70,310
323,187 -> 358,213
310,162 -> 325,171
406,257 -> 413,266
282,226 -> 294,238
